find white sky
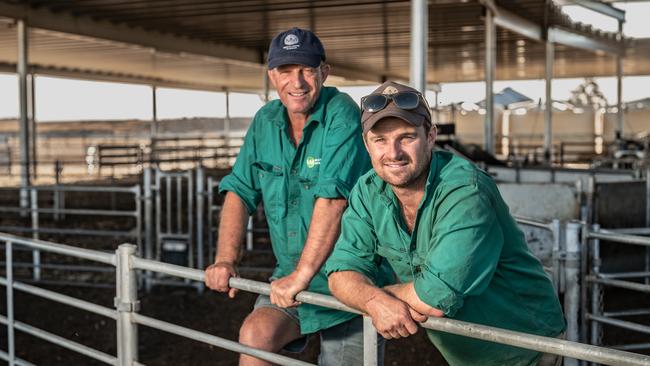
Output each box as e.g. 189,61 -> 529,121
0,1 -> 648,121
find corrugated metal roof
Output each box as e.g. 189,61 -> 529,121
0,0 -> 642,91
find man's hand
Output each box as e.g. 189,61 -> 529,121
364,291 -> 427,339
270,271 -> 311,308
204,262 -> 239,298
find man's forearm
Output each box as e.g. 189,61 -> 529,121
383,282 -> 444,318
293,197 -> 347,282
214,191 -> 249,265
329,271 -> 386,313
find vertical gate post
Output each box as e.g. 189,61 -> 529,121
550,219 -> 562,292
196,166 -> 206,293
363,316 -> 378,366
590,224 -> 602,347
246,216 -> 254,251
5,241 -> 15,366
564,221 -> 582,366
115,244 -> 139,366
30,188 -> 41,281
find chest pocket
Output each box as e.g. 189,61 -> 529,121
254,162 -> 286,224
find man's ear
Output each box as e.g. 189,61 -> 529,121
427,125 -> 437,147
320,64 -> 331,83
267,69 -> 278,89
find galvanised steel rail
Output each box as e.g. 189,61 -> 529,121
133,255 -> 650,366
4,233 -> 650,366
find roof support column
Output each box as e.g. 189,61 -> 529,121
409,0 -> 428,93
263,70 -> 270,103
616,20 -> 624,138
544,41 -> 554,163
484,7 -> 496,155
224,89 -> 231,138
17,19 -> 30,210
29,73 -> 37,180
151,85 -> 158,138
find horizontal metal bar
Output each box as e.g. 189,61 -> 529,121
587,276 -> 650,293
513,216 -> 553,231
13,278 -> 115,289
587,231 -> 650,247
609,343 -> 650,352
598,271 -> 650,279
602,228 -> 650,235
132,313 -> 313,366
587,314 -> 650,335
493,6 -> 543,41
0,226 -> 136,237
0,315 -> 117,364
0,206 -> 138,217
0,185 -> 139,194
555,0 -> 626,21
603,309 -> 650,317
0,233 -> 115,265
131,259 -> 650,366
0,277 -> 117,319
420,316 -> 650,366
0,261 -> 115,273
0,350 -> 36,366
548,26 -> 623,55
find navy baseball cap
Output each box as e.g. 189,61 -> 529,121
267,27 -> 326,69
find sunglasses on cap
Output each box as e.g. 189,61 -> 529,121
361,91 -> 432,117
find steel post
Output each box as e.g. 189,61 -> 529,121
17,20 -> 30,213
363,316 -> 378,366
564,221 -> 582,366
151,85 -> 157,138
5,241 -> 15,366
590,224 -> 602,348
225,89 -> 231,147
246,216 -> 254,251
484,7 -> 496,155
616,21 -> 624,138
544,41 -> 554,163
646,165 -> 649,228
187,171 -> 194,269
409,0 -> 428,93
196,167 -> 205,273
30,188 -> 40,281
29,73 -> 37,180
143,168 -> 153,261
115,244 -> 139,366
551,219 -> 562,292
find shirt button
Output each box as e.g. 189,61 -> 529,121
291,169 -> 297,174
288,231 -> 296,237
290,199 -> 298,206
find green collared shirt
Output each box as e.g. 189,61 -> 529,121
326,151 -> 566,366
219,87 -> 372,334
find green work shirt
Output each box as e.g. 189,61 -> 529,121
219,87 -> 372,334
326,151 -> 566,366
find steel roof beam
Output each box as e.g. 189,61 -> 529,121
555,0 -> 625,22
492,6 -> 623,56
0,2 -> 262,67
0,2 -> 382,85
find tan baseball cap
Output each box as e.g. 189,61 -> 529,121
361,81 -> 432,134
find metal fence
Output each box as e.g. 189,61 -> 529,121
584,225 -> 650,353
0,184 -> 141,284
2,233 -> 650,366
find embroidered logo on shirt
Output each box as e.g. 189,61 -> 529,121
306,156 -> 321,168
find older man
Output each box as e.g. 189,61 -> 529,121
326,81 -> 566,366
204,28 -> 389,366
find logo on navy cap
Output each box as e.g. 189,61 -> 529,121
283,34 -> 301,50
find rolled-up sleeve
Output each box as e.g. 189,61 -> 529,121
325,186 -> 380,282
314,95 -> 370,200
414,183 -> 504,317
218,118 -> 262,214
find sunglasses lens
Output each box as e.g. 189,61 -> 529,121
392,92 -> 421,110
362,94 -> 388,112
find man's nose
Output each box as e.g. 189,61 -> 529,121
290,71 -> 306,88
386,140 -> 403,160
